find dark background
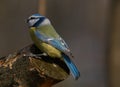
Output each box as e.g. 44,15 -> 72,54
0,0 -> 120,87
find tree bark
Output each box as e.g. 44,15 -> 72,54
0,44 -> 69,87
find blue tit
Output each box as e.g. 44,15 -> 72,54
27,14 -> 80,80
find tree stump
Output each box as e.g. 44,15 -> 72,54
0,44 -> 70,87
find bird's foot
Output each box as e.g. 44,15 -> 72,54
22,52 -> 47,59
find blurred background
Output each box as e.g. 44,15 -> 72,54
0,0 -> 120,87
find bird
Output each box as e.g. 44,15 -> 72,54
27,13 -> 80,80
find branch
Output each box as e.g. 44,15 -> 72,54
0,44 -> 70,87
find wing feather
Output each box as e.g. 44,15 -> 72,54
34,30 -> 72,57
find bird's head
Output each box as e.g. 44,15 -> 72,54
27,14 -> 51,27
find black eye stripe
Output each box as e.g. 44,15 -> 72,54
30,17 -> 34,19
29,17 -> 40,20
33,17 -> 45,27
30,17 -> 36,20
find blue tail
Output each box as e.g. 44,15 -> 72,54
62,54 -> 80,80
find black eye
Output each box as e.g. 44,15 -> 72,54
30,17 -> 35,19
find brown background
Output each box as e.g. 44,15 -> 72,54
0,0 -> 120,87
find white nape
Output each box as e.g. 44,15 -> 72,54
40,18 -> 51,26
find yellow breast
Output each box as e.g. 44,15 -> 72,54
41,43 -> 62,58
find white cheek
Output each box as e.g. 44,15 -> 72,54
29,19 -> 39,26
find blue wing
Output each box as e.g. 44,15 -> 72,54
35,30 -> 70,54
34,30 -> 80,79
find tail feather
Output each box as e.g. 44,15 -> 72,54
62,54 -> 80,80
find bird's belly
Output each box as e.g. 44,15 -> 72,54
41,43 -> 61,58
